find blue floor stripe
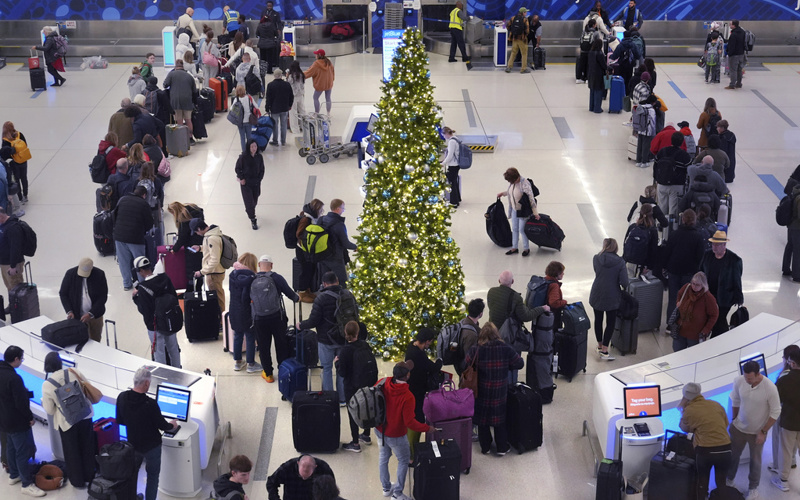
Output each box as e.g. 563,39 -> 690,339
759,174 -> 786,200
667,81 -> 687,99
30,91 -> 43,99
752,90 -> 798,128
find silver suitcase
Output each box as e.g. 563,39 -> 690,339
628,276 -> 663,332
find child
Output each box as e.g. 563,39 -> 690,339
704,33 -> 722,84
140,52 -> 155,80
335,320 -> 377,453
677,120 -> 697,156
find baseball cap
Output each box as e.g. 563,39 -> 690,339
519,7 -> 528,13
189,217 -> 203,233
258,255 -> 273,263
77,257 -> 94,278
313,49 -> 326,57
677,121 -> 690,128
393,360 -> 414,379
133,256 -> 151,270
682,382 -> 701,401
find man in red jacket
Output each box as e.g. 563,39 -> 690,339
650,122 -> 686,156
375,361 -> 432,500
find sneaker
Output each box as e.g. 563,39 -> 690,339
576,79 -> 583,84
382,486 -> 394,497
246,362 -> 263,373
726,479 -> 736,488
261,371 -> 274,383
9,476 -> 21,485
596,346 -> 603,354
600,351 -> 616,361
521,69 -> 531,74
768,464 -> 779,474
771,476 -> 790,492
22,196 -> 28,204
342,442 -> 361,453
635,163 -> 642,168
233,360 -> 246,371
392,493 -> 411,500
504,67 -> 511,73
746,489 -> 760,500
251,218 -> 258,230
359,433 -> 372,445
339,401 -> 347,408
13,210 -> 25,217
21,484 -> 46,497
496,447 -> 510,456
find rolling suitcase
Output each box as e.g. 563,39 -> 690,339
506,382 -> 543,453
9,262 -> 39,324
292,257 -> 302,291
291,390 -> 340,452
485,197 -> 513,248
413,440 -> 461,500
648,451 -> 697,500
93,417 -> 121,454
296,329 -> 319,367
627,276 -> 662,332
93,211 -> 115,256
29,51 -> 46,91
157,234 -> 187,291
198,89 -> 215,122
279,357 -> 308,401
144,226 -> 158,269
596,426 -> 624,500
426,416 -> 472,474
165,124 -> 190,157
183,278 -> 221,342
532,47 -> 546,70
608,75 -> 625,114
209,77 -> 229,112
191,109 -> 207,139
221,312 -> 246,356
627,134 -> 638,160
554,329 -> 588,382
611,316 -> 639,355
524,213 -> 565,250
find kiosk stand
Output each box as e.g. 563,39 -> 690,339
493,26 -> 508,67
615,417 -> 664,479
159,419 -> 202,497
162,26 -> 176,67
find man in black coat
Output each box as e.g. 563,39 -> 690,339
59,257 -> 108,342
662,209 -> 706,325
264,69 -> 294,146
266,455 -> 334,500
318,199 -> 357,286
725,20 -> 747,90
0,207 -> 26,296
125,105 -> 165,149
700,231 -> 743,338
112,186 -> 154,290
0,346 -> 44,497
107,158 -> 135,208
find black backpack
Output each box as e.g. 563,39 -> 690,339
622,224 -> 650,265
155,293 -> 183,334
283,215 -> 302,249
776,194 -> 795,226
17,219 -> 37,257
706,112 -> 721,135
90,146 -> 113,184
245,65 -> 261,96
350,343 -> 378,389
509,15 -> 526,37
654,153 -> 677,185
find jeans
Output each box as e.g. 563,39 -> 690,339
136,444 -> 162,500
478,424 -> 509,453
290,92 -> 306,133
375,429 -> 411,495
312,89 -> 332,114
657,184 -> 685,217
666,273 -> 693,321
318,342 -> 345,399
7,429 -> 34,487
449,28 -> 468,61
240,182 -> 261,220
446,165 -> 461,205
507,39 -> 528,70
672,335 -> 699,352
233,328 -> 256,364
727,424 -> 764,490
510,208 -> 529,251
783,227 -> 800,280
272,111 -> 288,145
237,124 -> 252,152
59,418 -> 95,487
696,445 -> 732,500
593,309 -> 617,347
148,330 -> 181,367
116,241 -> 146,289
254,313 -> 289,376
636,134 -> 653,163
728,54 -> 744,87
589,89 -> 604,113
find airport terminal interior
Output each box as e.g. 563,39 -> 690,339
1,17 -> 800,500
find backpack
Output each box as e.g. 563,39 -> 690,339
9,134 -> 32,164
451,137 -> 472,169
143,89 -> 160,115
54,35 -> 68,58
97,184 -> 114,211
654,153 -> 678,185
89,146 -> 113,184
323,289 -> 359,339
47,370 -> 91,426
250,272 -> 282,318
350,343 -> 379,389
744,30 -> 755,52
630,36 -> 644,60
154,293 -> 183,334
227,98 -> 245,126
436,323 -> 477,366
622,224 -> 651,265
218,233 -> 238,269
525,275 -> 550,309
776,194 -> 796,226
245,65 -> 261,96
283,215 -> 302,249
683,134 -> 697,155
509,14 -> 526,37
631,105 -> 650,134
705,42 -> 719,66
580,30 -> 594,51
300,224 -> 332,262
347,379 -> 387,429
17,219 -> 37,257
705,112 -> 721,135
157,156 -> 171,180
137,179 -> 156,209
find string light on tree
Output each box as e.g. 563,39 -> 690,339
349,28 -> 466,361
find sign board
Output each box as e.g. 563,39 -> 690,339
64,20 -> 77,29
382,29 -> 404,82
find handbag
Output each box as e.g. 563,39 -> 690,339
458,348 -> 478,398
603,74 -> 612,89
248,96 -> 260,126
517,192 -> 533,218
667,286 -> 689,339
202,48 -> 217,65
422,379 -> 475,423
69,368 -> 102,404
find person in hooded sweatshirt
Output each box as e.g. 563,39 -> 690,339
650,122 -> 686,156
213,454 -> 252,500
132,256 -> 181,367
128,66 -> 146,100
627,184 -> 668,228
175,32 -> 193,65
589,238 -> 629,360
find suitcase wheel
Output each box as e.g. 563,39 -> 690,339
187,338 -> 194,343
223,347 -> 229,353
464,467 -> 470,475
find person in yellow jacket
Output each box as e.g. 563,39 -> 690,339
448,1 -> 472,70
191,218 -> 227,321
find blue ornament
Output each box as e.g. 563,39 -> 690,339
428,271 -> 434,277
435,312 -> 442,318
382,190 -> 391,198
458,291 -> 464,297
349,272 -> 356,280
411,209 -> 419,214
403,174 -> 410,181
385,311 -> 393,319
401,303 -> 407,309
363,236 -> 369,242
422,311 -> 430,320
417,195 -> 424,202
433,181 -> 440,188
400,133 -> 408,139
448,260 -> 454,267
446,237 -> 453,244
428,153 -> 437,163
428,195 -> 439,204
426,70 -> 431,78
399,81 -> 406,87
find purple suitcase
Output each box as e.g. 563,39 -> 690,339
427,416 -> 472,474
157,233 -> 187,291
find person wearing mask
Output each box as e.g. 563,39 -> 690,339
727,360 -> 782,500
213,454 -> 252,500
678,382 -> 733,500
132,256 -> 181,367
318,199 -> 358,286
615,0 -> 644,30
228,253 -> 261,373
267,455 -> 335,500
441,126 -> 462,207
304,50 -> 336,115
58,258 -> 108,343
405,328 -> 443,461
589,238 -> 629,360
166,201 -> 204,293
725,20 -> 747,90
773,349 -> 800,492
447,2 -> 472,69
662,209 -> 706,324
700,231 -> 743,338
671,271 -> 719,351
235,139 -> 265,230
497,167 -> 539,256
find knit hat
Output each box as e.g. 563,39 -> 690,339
189,217 -> 204,233
77,258 -> 94,278
640,71 -> 651,82
682,382 -> 701,401
393,360 -> 414,380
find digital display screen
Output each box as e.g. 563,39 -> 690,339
382,29 -> 405,82
155,383 -> 191,422
739,353 -> 767,376
623,384 -> 662,418
367,114 -> 378,133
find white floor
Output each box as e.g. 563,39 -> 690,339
0,53 -> 799,499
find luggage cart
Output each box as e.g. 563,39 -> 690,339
297,113 -> 358,165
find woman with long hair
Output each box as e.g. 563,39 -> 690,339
167,201 -> 205,291
287,60 -> 306,133
304,49 -> 335,114
497,167 -> 538,256
235,139 -> 265,230
202,30 -> 221,88
622,203 -> 659,274
228,252 -> 262,374
127,142 -> 147,178
696,97 -> 721,149
672,271 -> 719,351
1,121 -> 31,205
589,238 -> 629,360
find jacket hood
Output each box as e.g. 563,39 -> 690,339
692,180 -> 714,192
139,273 -> 173,295
639,195 -> 656,205
719,130 -> 736,143
302,202 -> 318,218
206,226 -> 223,238
230,268 -> 255,285
384,377 -> 411,397
661,125 -> 676,134
128,75 -> 141,84
596,251 -> 622,268
212,474 -> 243,498
99,140 -> 115,151
680,127 -> 692,136
178,33 -> 190,44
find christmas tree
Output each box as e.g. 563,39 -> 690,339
349,28 -> 466,361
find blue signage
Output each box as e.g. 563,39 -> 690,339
382,29 -> 405,82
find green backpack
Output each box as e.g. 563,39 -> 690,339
300,224 -> 332,262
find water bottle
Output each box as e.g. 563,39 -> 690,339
552,353 -> 559,373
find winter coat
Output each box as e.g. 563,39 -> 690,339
675,284 -> 719,341
486,285 -> 546,328
265,79 -> 294,114
718,130 -> 737,180
235,150 -> 265,185
200,225 -> 225,275
108,111 -> 134,147
35,33 -> 59,63
654,146 -> 691,186
587,49 -> 607,91
112,194 -> 153,245
680,179 -> 721,215
336,339 -> 373,394
304,59 -> 335,92
623,223 -> 659,269
405,343 -> 443,423
319,212 -> 357,264
688,163 -> 728,197
627,195 -> 668,227
175,33 -> 193,62
163,68 -> 196,112
0,216 -> 25,267
696,110 -> 721,148
663,225 -> 706,276
133,272 -> 177,331
727,26 -> 746,56
228,268 -> 256,333
464,340 -> 524,426
0,361 -> 33,433
128,112 -> 164,149
589,252 -> 629,311
59,266 -> 108,319
649,126 -> 685,155
695,147 -> 729,179
298,284 -> 343,345
257,20 -> 279,49
98,140 -> 126,174
128,74 -> 146,100
376,377 -> 430,437
700,249 -> 743,309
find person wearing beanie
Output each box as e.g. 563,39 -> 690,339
404,327 -> 444,460
41,351 -> 97,488
374,360 -> 432,499
58,257 -> 108,342
631,71 -> 652,106
678,381 -> 732,500
264,67 -> 294,146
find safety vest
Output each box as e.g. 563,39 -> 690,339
224,9 -> 240,25
449,8 -> 463,30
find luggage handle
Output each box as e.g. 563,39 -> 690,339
24,261 -> 33,285
662,429 -> 690,455
104,319 -> 117,350
166,232 -> 177,246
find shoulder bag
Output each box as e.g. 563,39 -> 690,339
458,348 -> 478,398
69,368 -> 103,404
667,286 -> 689,339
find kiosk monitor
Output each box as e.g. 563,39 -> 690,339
156,383 -> 191,422
739,353 -> 767,376
623,384 -> 662,419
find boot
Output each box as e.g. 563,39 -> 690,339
251,218 -> 258,230
299,289 -> 317,303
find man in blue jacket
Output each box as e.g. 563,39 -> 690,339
318,199 -> 357,286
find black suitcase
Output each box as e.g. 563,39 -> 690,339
413,440 -> 461,500
506,382 -> 543,453
192,109 -> 208,139
198,91 -> 215,123
93,211 -> 115,256
296,329 -> 319,367
611,316 -> 639,355
9,262 -> 40,324
533,47 -> 546,70
648,451 -> 697,500
485,197 -> 513,247
41,318 -> 90,349
183,279 -> 221,342
709,485 -> 745,500
30,67 -> 46,91
291,390 -> 340,452
524,213 -> 565,250
554,329 -> 588,382
596,459 -> 624,500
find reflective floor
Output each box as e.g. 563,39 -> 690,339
0,52 -> 798,499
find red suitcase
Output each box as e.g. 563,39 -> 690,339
427,416 -> 473,474
157,233 -> 187,291
93,417 -> 120,454
209,77 -> 229,112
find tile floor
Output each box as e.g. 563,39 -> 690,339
0,52 -> 798,499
